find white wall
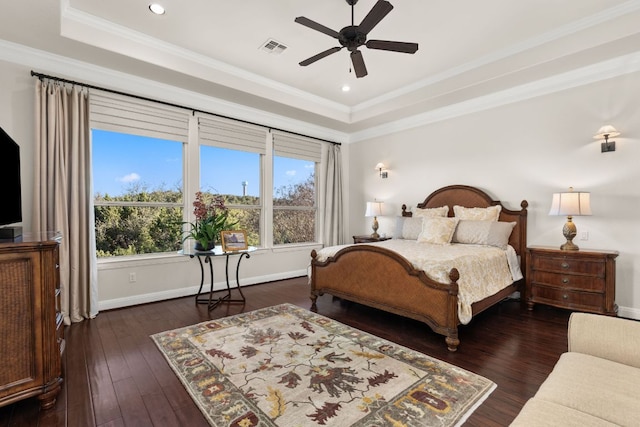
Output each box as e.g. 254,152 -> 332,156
348,70 -> 640,319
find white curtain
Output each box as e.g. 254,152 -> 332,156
34,79 -> 98,324
323,144 -> 344,245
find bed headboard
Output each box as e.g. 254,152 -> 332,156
401,184 -> 528,261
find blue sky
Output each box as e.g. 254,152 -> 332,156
92,130 -> 313,197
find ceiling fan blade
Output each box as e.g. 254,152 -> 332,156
294,16 -> 340,39
350,50 -> 368,78
358,0 -> 394,35
366,40 -> 419,54
299,47 -> 343,66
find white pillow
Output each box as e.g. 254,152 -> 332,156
452,220 -> 516,249
398,217 -> 423,240
453,205 -> 501,221
417,217 -> 459,245
414,205 -> 449,218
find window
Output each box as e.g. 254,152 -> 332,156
272,131 -> 321,245
92,130 -> 184,257
273,156 -> 316,244
198,115 -> 267,247
89,91 -> 327,258
200,146 -> 261,246
90,90 -> 189,258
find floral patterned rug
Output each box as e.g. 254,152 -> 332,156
151,303 -> 495,426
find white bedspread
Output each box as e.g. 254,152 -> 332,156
313,239 -> 523,324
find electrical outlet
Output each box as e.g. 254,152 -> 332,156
580,231 -> 589,241
129,272 -> 136,283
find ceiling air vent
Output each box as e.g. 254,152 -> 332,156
259,39 -> 288,55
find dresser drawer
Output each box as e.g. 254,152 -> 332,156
531,255 -> 605,276
530,271 -> 605,291
529,284 -> 605,312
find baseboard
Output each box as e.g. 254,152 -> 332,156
617,305 -> 640,320
98,270 -> 308,311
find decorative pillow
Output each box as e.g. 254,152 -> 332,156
417,217 -> 459,245
453,205 -> 502,221
397,217 -> 423,240
413,205 -> 449,218
452,220 -> 516,249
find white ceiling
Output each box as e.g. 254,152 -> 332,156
2,0 -> 640,135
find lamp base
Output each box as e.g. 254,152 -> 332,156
560,240 -> 579,251
370,216 -> 379,239
561,218 -> 579,251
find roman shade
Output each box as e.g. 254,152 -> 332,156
198,115 -> 267,154
272,130 -> 322,162
90,90 -> 190,142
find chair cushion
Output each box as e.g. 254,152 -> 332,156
532,352 -> 640,426
510,398 -> 618,426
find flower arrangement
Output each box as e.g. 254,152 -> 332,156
182,192 -> 236,251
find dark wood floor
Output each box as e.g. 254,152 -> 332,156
0,277 -> 572,427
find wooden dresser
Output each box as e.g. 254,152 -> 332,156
0,233 -> 64,410
526,245 -> 618,315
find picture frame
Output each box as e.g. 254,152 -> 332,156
221,230 -> 248,252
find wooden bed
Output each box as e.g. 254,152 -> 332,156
310,185 -> 528,351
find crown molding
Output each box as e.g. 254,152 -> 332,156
352,0 -> 640,114
2,38 -> 640,145
348,50 -> 640,143
0,39 -> 348,144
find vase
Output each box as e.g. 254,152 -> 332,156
194,241 -> 215,251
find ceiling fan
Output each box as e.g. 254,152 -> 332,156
294,0 -> 418,78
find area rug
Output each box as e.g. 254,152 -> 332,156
151,303 -> 495,426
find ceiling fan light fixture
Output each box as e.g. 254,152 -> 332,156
148,3 -> 165,15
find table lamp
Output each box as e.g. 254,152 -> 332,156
365,201 -> 383,238
548,187 -> 591,251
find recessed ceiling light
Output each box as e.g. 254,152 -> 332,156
149,3 -> 166,15
341,85 -> 351,92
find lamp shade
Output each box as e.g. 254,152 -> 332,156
365,201 -> 383,217
549,191 -> 592,216
593,125 -> 620,140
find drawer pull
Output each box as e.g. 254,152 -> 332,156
561,262 -> 569,269
562,278 -> 569,284
562,294 -> 568,299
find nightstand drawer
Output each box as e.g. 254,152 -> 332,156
530,271 -> 604,291
531,255 -> 605,276
529,284 -> 604,312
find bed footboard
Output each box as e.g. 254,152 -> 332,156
310,245 -> 462,351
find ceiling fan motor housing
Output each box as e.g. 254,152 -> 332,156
339,26 -> 367,51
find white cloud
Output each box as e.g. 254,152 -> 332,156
286,170 -> 296,176
118,173 -> 141,183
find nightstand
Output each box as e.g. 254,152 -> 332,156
352,235 -> 391,244
526,245 -> 618,315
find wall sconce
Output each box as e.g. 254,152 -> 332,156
548,187 -> 592,251
375,162 -> 388,178
594,125 -> 620,153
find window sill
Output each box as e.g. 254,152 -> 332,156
97,252 -> 188,270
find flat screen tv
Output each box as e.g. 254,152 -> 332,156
0,126 -> 22,226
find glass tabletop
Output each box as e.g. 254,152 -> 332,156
179,246 -> 257,257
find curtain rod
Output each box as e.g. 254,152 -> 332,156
30,70 -> 341,146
